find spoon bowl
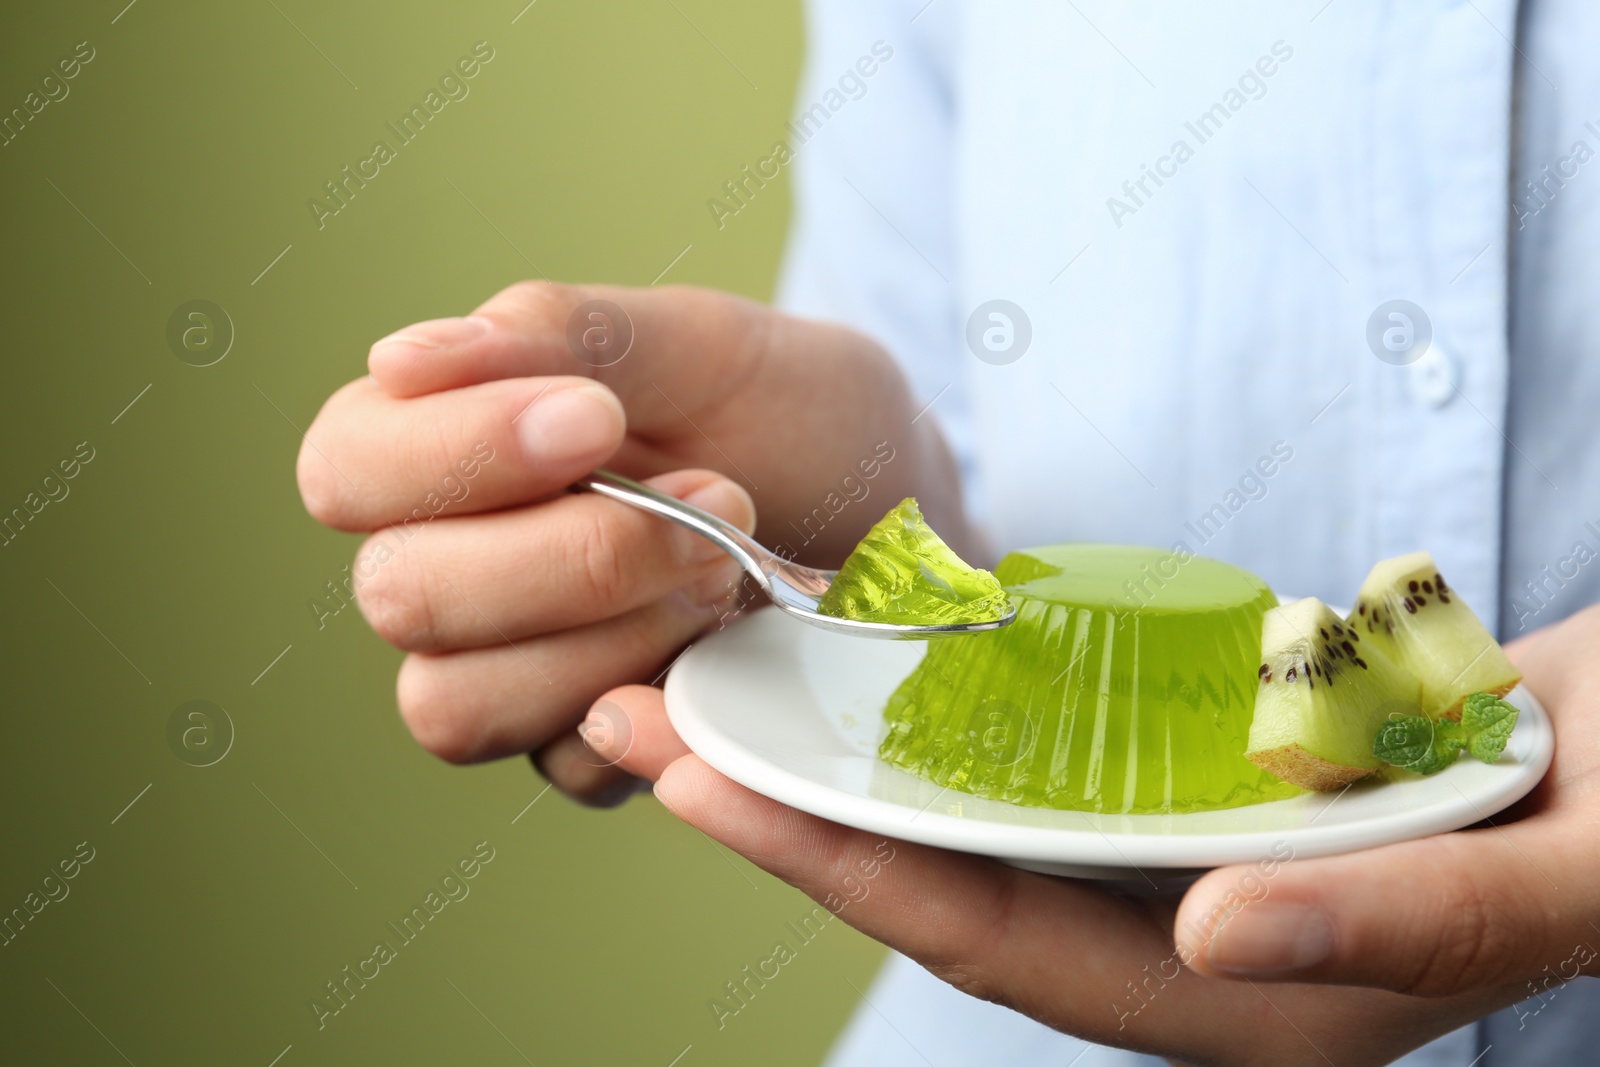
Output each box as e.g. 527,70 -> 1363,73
578,469 -> 1017,639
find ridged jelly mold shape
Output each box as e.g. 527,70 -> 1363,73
877,545 -> 1303,814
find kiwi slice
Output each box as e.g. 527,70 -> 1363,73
816,498 -> 1008,625
1347,552 -> 1521,719
1245,597 -> 1424,791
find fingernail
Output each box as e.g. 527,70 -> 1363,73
576,701 -> 633,766
1206,904 -> 1334,975
373,315 -> 492,354
678,480 -> 757,563
514,382 -> 623,463
685,479 -> 757,533
578,711 -> 607,751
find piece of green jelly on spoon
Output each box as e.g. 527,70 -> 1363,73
816,497 -> 1009,626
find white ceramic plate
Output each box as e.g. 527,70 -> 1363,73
664,609 -> 1555,879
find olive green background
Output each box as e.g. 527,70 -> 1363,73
0,2 -> 887,1064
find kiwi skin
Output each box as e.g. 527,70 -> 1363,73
1246,744 -> 1373,791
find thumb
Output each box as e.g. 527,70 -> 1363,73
1172,829 -> 1595,996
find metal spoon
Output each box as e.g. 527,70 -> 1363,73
577,469 -> 1016,639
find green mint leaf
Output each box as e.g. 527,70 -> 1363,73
1411,740 -> 1464,775
1461,692 -> 1519,764
1371,716 -> 1433,767
1373,715 -> 1464,775
1372,694 -> 1521,776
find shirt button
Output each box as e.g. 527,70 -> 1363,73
1409,344 -> 1460,408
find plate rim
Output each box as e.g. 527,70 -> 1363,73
664,610 -> 1556,870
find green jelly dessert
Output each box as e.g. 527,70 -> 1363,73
878,545 -> 1302,814
817,498 -> 1009,626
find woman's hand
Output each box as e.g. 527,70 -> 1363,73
585,604 -> 1600,1066
1175,600 -> 1600,1001
295,281 -> 966,805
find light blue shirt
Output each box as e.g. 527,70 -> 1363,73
774,1 -> 1600,1063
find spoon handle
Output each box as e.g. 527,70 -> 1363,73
575,469 -> 774,590
578,469 -> 1016,639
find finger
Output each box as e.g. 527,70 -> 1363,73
297,373 -> 624,532
652,757 -> 1142,984
525,683 -> 689,805
579,685 -> 691,782
1174,826 -> 1596,996
367,315 -> 498,396
394,585 -> 737,764
367,283 -> 774,430
529,735 -> 644,809
352,469 -> 756,651
651,758 -> 1450,1060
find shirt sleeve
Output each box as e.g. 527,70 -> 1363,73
773,0 -> 973,481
